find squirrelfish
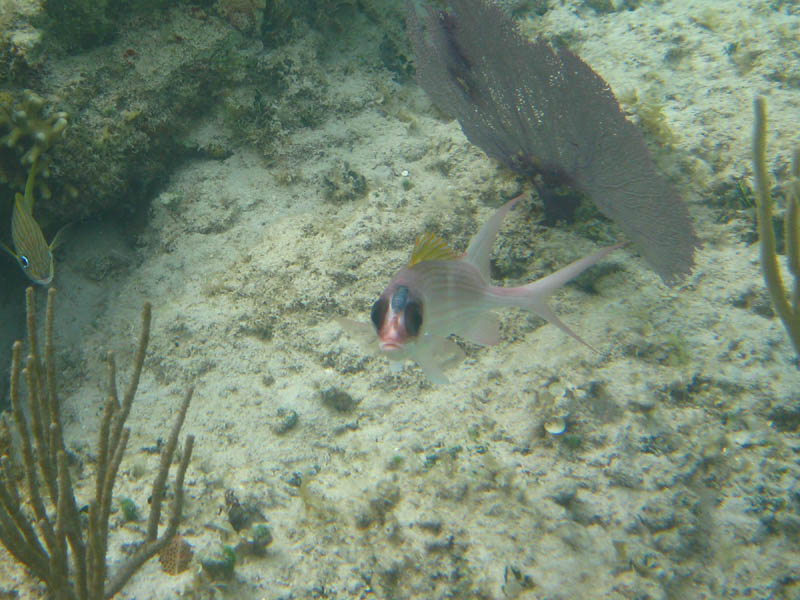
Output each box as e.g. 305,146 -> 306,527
1,158 -> 58,285
341,195 -> 622,383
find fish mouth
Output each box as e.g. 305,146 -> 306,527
379,336 -> 412,356
28,272 -> 53,286
378,325 -> 408,354
379,341 -> 404,353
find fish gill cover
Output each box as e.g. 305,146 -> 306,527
406,0 -> 700,285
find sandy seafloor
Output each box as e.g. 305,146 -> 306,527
1,0 -> 799,598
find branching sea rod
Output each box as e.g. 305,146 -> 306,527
0,287 -> 195,599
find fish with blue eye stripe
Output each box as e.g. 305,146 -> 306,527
1,157 -> 63,285
339,195 -> 624,383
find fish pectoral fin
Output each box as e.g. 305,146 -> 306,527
0,240 -> 17,259
414,334 -> 465,384
453,312 -> 500,346
335,317 -> 379,353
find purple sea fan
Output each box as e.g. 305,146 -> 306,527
406,0 -> 700,285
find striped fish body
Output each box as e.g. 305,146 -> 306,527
11,190 -> 54,285
2,158 -> 55,285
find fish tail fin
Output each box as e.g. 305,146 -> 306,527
506,242 -> 624,349
526,242 -> 624,293
524,298 -> 597,351
464,194 -> 523,281
49,222 -> 72,252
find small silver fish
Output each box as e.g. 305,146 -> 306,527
340,195 -> 623,383
1,158 -> 59,285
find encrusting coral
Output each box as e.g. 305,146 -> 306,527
752,97 -> 800,357
0,287 -> 195,599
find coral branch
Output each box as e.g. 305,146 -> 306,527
752,97 -> 800,356
0,288 -> 196,599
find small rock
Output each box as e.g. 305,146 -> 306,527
237,523 -> 273,557
543,416 -> 566,435
272,408 -> 298,435
225,489 -> 265,532
200,546 -> 236,581
322,161 -> 368,204
320,387 -> 359,412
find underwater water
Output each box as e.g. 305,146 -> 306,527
0,0 -> 798,598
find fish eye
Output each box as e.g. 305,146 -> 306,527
370,297 -> 388,330
404,300 -> 423,337
19,255 -> 29,269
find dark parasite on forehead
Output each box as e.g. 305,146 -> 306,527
391,285 -> 409,311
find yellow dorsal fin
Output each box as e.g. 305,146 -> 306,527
409,232 -> 458,267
